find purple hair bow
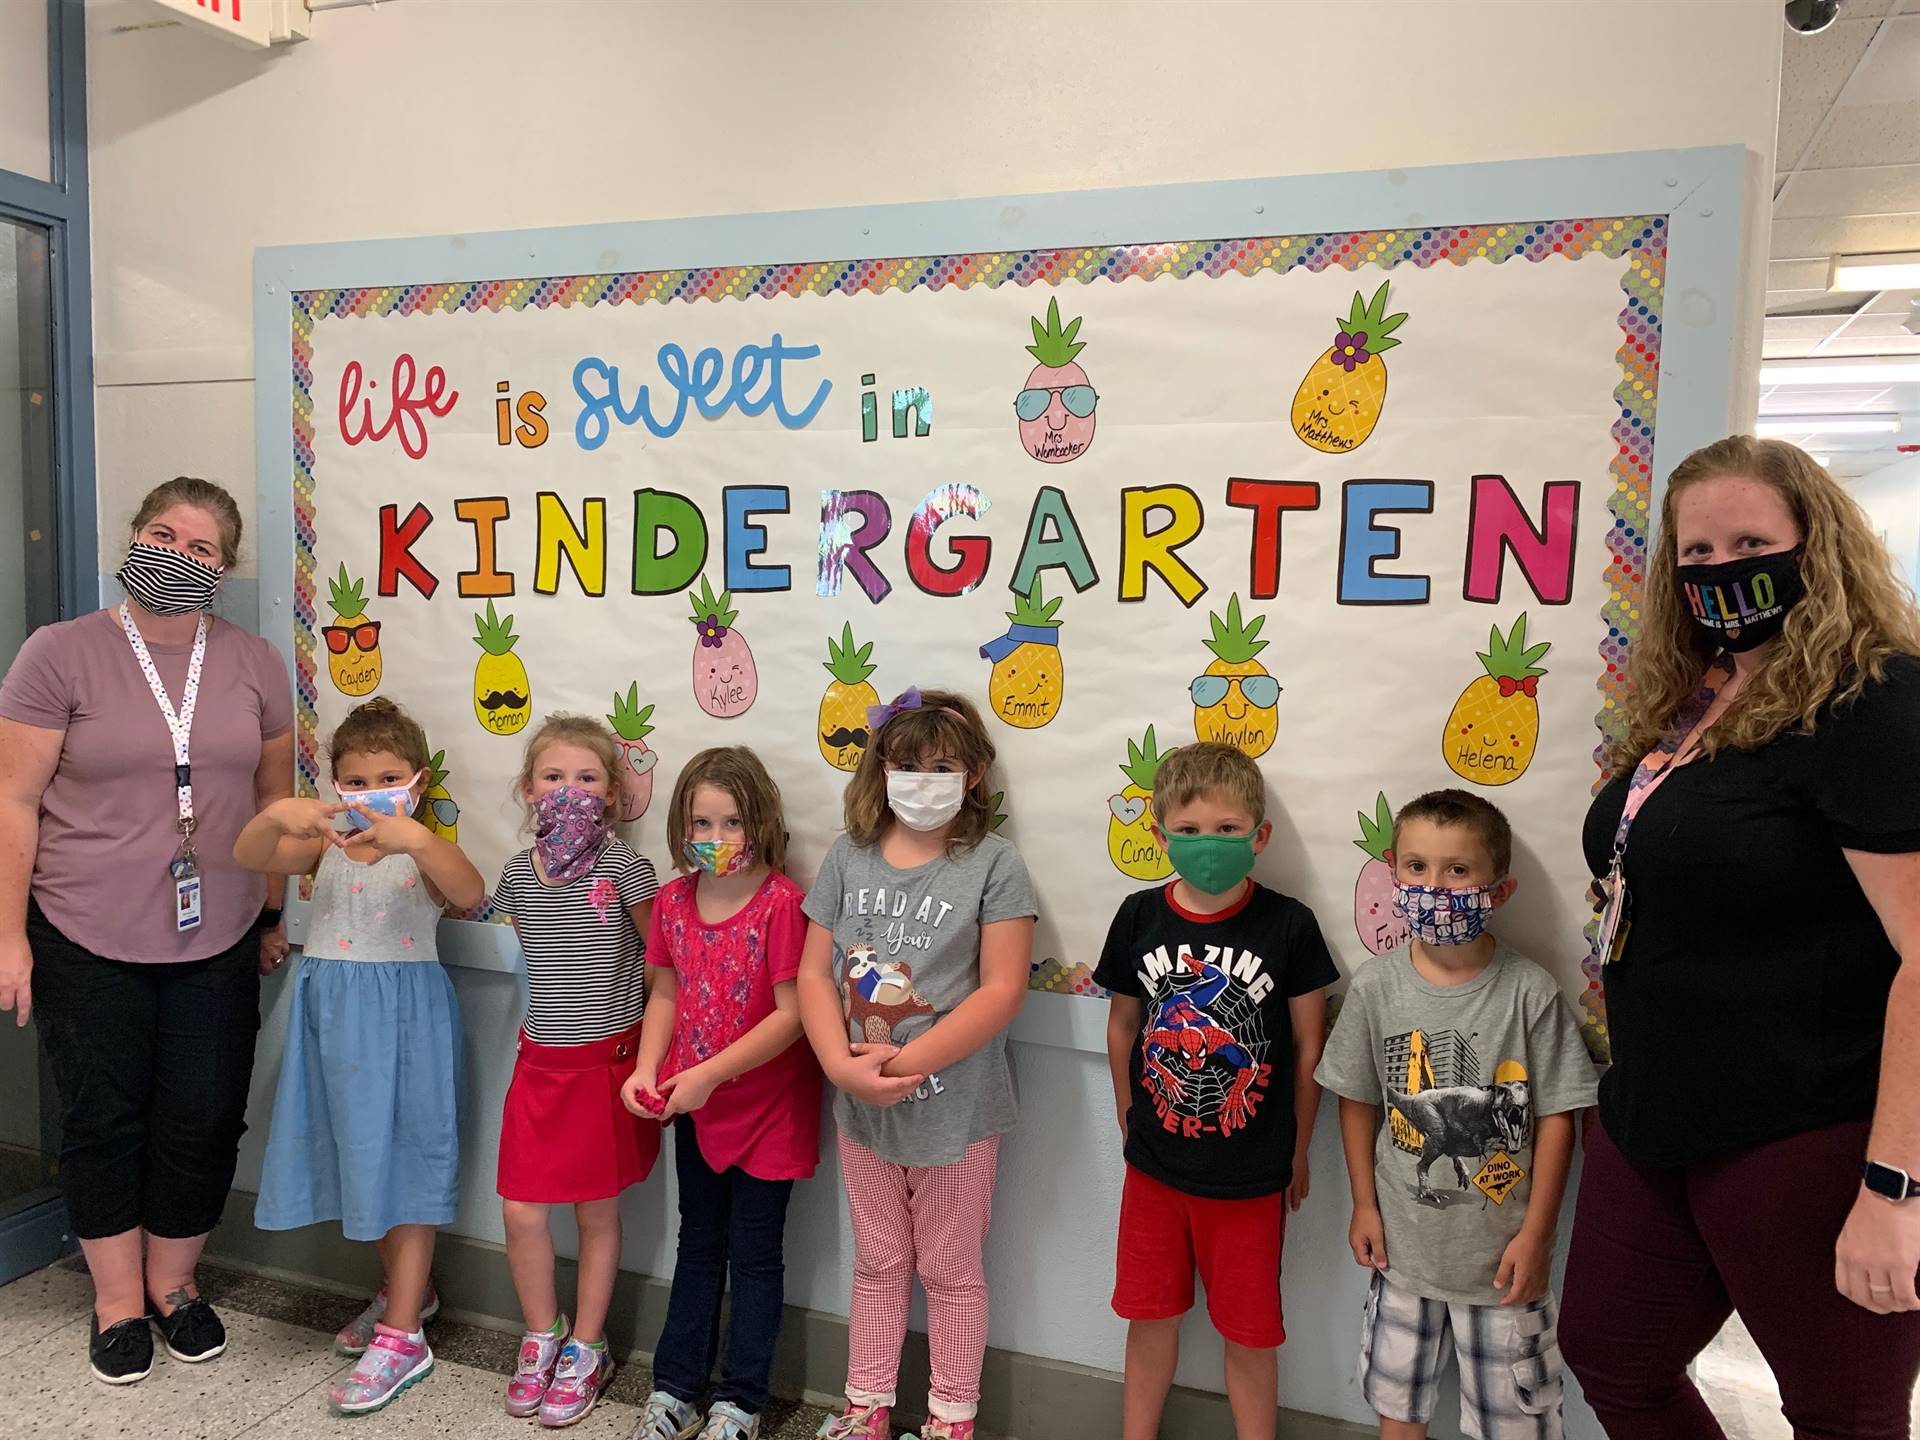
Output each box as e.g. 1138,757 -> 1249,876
866,687 -> 923,733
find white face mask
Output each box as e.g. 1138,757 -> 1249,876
886,770 -> 966,832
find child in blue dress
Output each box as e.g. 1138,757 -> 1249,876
235,697 -> 485,1417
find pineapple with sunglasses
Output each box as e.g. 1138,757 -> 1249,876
323,563 -> 383,697
1190,594 -> 1282,758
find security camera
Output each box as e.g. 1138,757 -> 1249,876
1785,0 -> 1842,34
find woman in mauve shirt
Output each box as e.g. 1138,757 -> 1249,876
0,478 -> 293,1387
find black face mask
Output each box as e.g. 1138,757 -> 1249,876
1673,546 -> 1806,653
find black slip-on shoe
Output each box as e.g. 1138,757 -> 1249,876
89,1313 -> 154,1385
150,1297 -> 226,1363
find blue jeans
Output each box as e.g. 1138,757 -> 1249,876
651,1116 -> 794,1414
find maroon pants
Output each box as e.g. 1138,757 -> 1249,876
1562,1113 -> 1920,1439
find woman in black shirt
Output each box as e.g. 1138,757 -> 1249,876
1561,436 -> 1920,1436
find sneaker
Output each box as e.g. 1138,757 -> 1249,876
329,1323 -> 434,1415
335,1284 -> 442,1356
506,1318 -> 570,1418
631,1390 -> 701,1440
539,1340 -> 615,1427
818,1402 -> 891,1440
149,1296 -> 226,1363
88,1313 -> 154,1386
914,1420 -> 975,1440
699,1401 -> 760,1440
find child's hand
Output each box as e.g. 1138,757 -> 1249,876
1285,1150 -> 1311,1213
340,806 -> 431,860
1349,1205 -> 1389,1270
1495,1229 -> 1552,1306
658,1064 -> 721,1120
269,796 -> 347,843
621,1066 -> 665,1118
838,1043 -> 926,1107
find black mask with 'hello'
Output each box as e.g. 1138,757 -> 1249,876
1674,546 -> 1806,653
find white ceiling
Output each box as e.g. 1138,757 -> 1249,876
1763,0 -> 1920,478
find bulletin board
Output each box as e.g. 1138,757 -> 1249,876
254,148 -> 1749,1059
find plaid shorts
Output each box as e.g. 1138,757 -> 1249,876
1357,1272 -> 1565,1440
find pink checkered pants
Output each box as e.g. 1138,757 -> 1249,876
839,1132 -> 1000,1424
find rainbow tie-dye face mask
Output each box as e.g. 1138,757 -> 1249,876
683,839 -> 755,877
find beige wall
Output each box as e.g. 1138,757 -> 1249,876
85,0 -> 1781,580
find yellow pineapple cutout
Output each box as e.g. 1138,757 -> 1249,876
471,600 -> 532,736
1192,594 -> 1281,758
1441,613 -> 1550,787
420,748 -> 459,844
1107,727 -> 1174,880
819,622 -> 880,771
980,574 -> 1065,729
1290,280 -> 1408,454
323,563 -> 381,697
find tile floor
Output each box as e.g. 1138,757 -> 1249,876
1,1257 -> 833,1439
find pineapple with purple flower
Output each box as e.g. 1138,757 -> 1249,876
1290,280 -> 1408,454
689,576 -> 757,718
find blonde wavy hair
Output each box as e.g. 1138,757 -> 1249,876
842,689 -> 996,854
1607,436 -> 1920,774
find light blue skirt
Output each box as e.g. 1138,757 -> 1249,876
254,956 -> 462,1240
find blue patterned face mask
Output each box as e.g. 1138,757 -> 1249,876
1393,882 -> 1498,946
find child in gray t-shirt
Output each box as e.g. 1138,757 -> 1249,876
1316,790 -> 1596,1440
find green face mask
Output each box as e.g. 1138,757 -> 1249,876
1163,832 -> 1257,895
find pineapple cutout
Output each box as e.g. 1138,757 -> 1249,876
980,574 -> 1065,729
1192,594 -> 1282,758
989,790 -> 1009,834
819,622 -> 879,771
1015,297 -> 1097,464
1442,613 -> 1550,787
323,563 -> 382,697
420,748 -> 459,844
471,600 -> 531,736
1107,726 -> 1175,881
1290,281 -> 1408,454
1353,792 -> 1409,955
607,683 -> 659,822
690,576 -> 758,719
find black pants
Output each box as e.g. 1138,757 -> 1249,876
29,902 -> 262,1240
651,1115 -> 794,1415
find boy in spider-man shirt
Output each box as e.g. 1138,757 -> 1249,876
1095,742 -> 1338,1440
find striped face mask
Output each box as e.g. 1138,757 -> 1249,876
118,541 -> 224,616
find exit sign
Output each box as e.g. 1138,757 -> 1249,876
142,0 -> 310,49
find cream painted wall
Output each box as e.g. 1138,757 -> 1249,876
82,1 -> 1783,1429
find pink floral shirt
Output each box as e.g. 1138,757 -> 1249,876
647,870 -> 821,1180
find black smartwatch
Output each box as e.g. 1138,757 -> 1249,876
259,906 -> 284,930
1863,1161 -> 1919,1202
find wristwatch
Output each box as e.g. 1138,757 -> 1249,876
259,906 -> 284,930
1863,1161 -> 1919,1202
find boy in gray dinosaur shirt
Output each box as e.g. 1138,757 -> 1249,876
1316,790 -> 1595,1440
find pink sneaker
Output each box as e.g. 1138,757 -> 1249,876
334,1284 -> 441,1357
818,1402 -> 891,1440
914,1419 -> 974,1440
329,1323 -> 433,1415
538,1339 -> 614,1427
505,1318 -> 569,1418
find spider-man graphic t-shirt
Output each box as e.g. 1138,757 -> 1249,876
1095,881 -> 1338,1199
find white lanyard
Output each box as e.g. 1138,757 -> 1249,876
118,602 -> 210,834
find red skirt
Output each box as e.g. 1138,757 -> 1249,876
497,1024 -> 661,1203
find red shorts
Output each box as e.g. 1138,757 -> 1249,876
497,1025 -> 660,1203
1111,1164 -> 1286,1348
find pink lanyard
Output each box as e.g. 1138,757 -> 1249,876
1609,655 -> 1732,859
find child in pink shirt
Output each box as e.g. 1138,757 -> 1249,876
622,746 -> 822,1440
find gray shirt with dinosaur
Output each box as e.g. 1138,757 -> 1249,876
1316,943 -> 1597,1305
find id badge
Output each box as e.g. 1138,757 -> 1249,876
1596,859 -> 1630,964
173,854 -> 202,932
